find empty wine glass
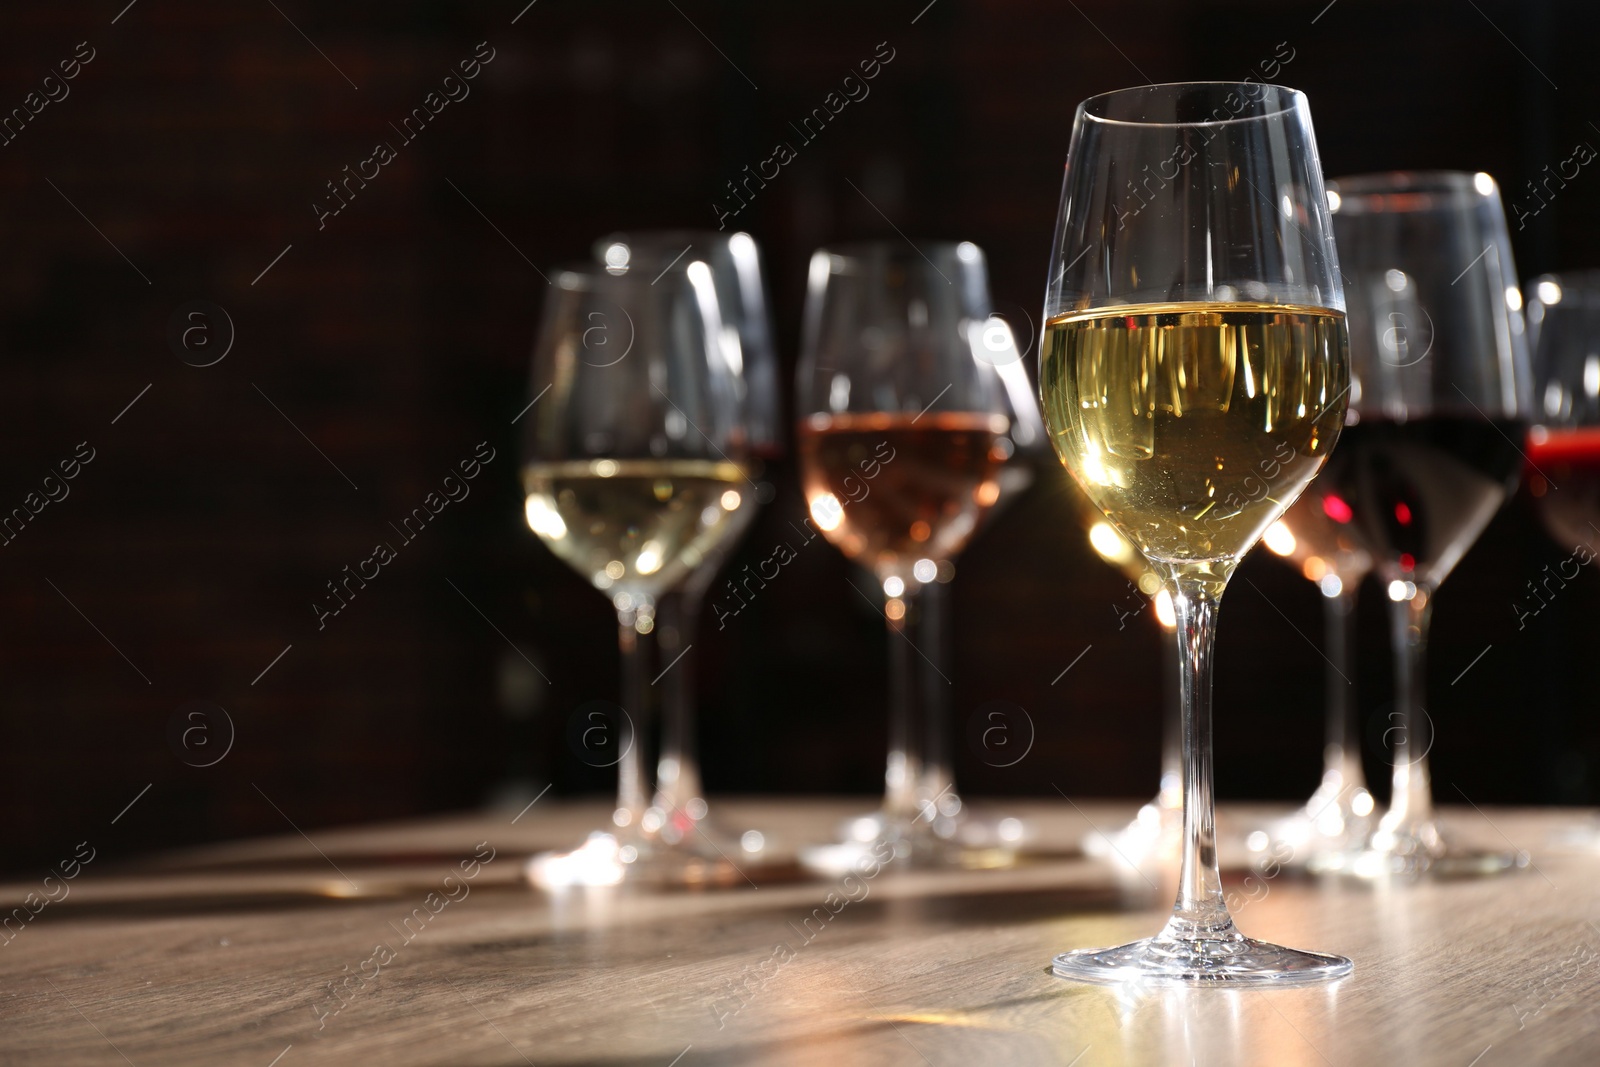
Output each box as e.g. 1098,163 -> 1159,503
1324,172 -> 1531,879
796,240 -> 1012,872
521,260 -> 755,887
593,231 -> 781,866
1042,82 -> 1352,983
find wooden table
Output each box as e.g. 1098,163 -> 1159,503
3,798 -> 1598,1066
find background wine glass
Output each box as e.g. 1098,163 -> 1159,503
1324,171 -> 1532,878
910,306 -> 1046,851
795,240 -> 1011,871
520,260 -> 754,887
1524,272 -> 1600,849
593,231 -> 782,863
1042,81 -> 1352,983
1256,495 -> 1377,864
1527,272 -> 1600,552
1075,504 -> 1184,872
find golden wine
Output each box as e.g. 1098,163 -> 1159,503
523,459 -> 749,601
1042,302 -> 1348,566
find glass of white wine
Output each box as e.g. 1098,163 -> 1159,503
1041,82 -> 1352,983
522,260 -> 754,888
593,230 -> 782,867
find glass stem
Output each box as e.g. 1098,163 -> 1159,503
1385,591 -> 1435,827
653,591 -> 703,815
883,586 -> 923,824
614,609 -> 651,827
1158,622 -> 1183,809
1161,570 -> 1236,942
916,578 -> 955,813
1322,585 -> 1366,792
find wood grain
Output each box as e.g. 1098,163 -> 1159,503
0,798 -> 1596,1066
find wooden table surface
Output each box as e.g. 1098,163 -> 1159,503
3,797 -> 1599,1066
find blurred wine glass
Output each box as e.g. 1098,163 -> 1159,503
1324,171 -> 1532,878
1524,272 -> 1600,850
795,240 -> 1013,872
593,231 -> 781,865
1074,506 -> 1183,873
520,260 -> 755,888
1255,497 -> 1377,865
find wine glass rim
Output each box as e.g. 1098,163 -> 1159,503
1529,270 -> 1600,305
1077,81 -> 1304,127
594,229 -> 758,259
550,259 -> 707,288
1327,170 -> 1500,210
812,239 -> 985,263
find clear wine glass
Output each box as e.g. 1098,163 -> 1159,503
795,240 -> 1012,872
1042,82 -> 1352,983
1070,495 -> 1185,872
593,230 -> 782,866
845,296 -> 1046,857
1323,172 -> 1532,879
1525,272 -> 1600,850
520,260 -> 754,888
1255,501 -> 1377,865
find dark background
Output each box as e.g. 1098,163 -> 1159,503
0,0 -> 1595,873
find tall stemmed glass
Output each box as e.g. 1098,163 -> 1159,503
594,231 -> 781,860
796,240 -> 1011,871
1077,507 -> 1183,871
1324,172 -> 1531,878
1042,82 -> 1352,983
521,261 -> 753,887
910,310 -> 1045,850
1526,273 -> 1600,552
1526,273 -> 1600,850
1256,497 -> 1377,864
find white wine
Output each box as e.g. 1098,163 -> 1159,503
523,459 -> 749,602
1042,302 -> 1348,567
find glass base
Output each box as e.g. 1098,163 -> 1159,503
1082,793 -> 1182,869
526,811 -> 782,890
799,802 -> 1025,876
1318,817 -> 1526,879
1252,778 -> 1377,867
1052,929 -> 1352,985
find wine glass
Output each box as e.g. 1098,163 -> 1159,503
796,240 -> 1012,871
1042,81 -> 1352,983
521,260 -> 754,888
841,298 -> 1047,856
1324,172 -> 1531,878
593,231 -> 781,864
1255,499 -> 1377,864
1517,273 -> 1600,847
1073,501 -> 1183,871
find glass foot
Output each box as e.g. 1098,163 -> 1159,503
1082,794 -> 1182,871
1329,817 -> 1526,878
1251,778 -> 1378,868
1052,929 -> 1352,985
800,803 -> 1025,876
526,806 -> 783,890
